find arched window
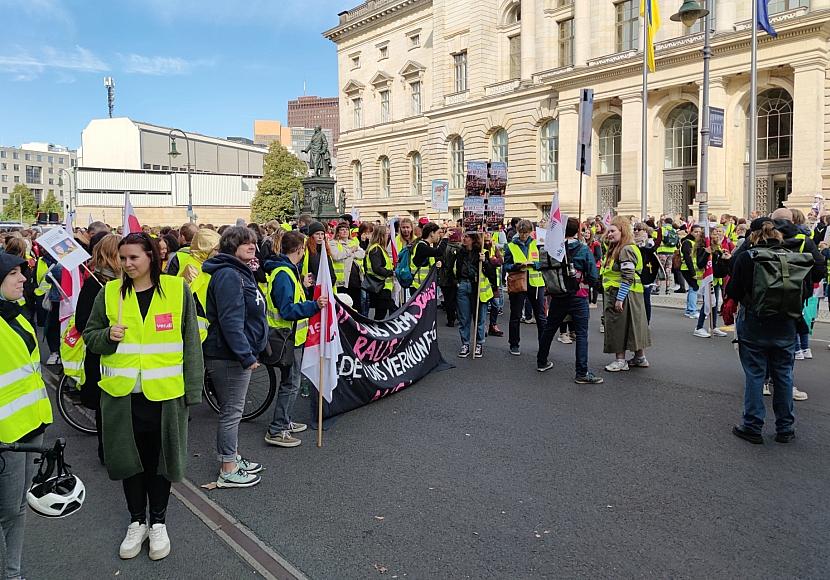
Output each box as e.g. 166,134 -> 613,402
756,88 -> 793,161
664,103 -> 699,169
491,128 -> 508,165
353,161 -> 363,199
540,119 -> 559,182
598,116 -> 622,175
410,152 -> 422,196
506,3 -> 521,24
379,156 -> 390,197
450,137 -> 465,189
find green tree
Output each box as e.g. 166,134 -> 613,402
250,142 -> 306,223
2,184 -> 38,223
41,190 -> 63,219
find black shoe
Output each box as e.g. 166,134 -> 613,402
574,372 -> 604,384
732,426 -> 763,444
673,289 -> 686,294
774,431 -> 796,444
458,344 -> 470,358
536,361 -> 554,373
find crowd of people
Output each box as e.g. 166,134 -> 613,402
0,201 -> 827,575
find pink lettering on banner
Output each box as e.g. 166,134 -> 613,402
154,313 -> 173,332
370,382 -> 411,402
408,282 -> 436,319
353,336 -> 399,363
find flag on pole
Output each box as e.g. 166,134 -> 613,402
700,221 -> 715,316
122,192 -> 141,236
301,241 -> 343,403
756,0 -> 778,37
387,217 -> 399,266
545,192 -> 567,262
602,209 -> 613,228
640,0 -> 661,73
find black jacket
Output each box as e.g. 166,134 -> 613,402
412,239 -> 448,268
202,253 -> 268,368
454,247 -> 497,288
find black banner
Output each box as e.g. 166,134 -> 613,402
314,268 -> 448,419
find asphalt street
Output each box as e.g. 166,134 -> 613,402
19,304 -> 830,579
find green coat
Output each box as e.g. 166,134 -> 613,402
83,281 -> 204,482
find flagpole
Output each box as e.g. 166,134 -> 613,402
317,294 -> 326,448
749,0 -> 758,217
641,9 -> 649,221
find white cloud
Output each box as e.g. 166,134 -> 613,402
118,53 -> 213,76
0,45 -> 108,80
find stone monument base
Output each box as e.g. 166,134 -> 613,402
301,176 -> 341,222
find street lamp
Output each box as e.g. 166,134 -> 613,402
58,168 -> 76,228
671,0 -> 711,227
168,129 -> 194,223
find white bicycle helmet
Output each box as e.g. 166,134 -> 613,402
27,474 -> 85,518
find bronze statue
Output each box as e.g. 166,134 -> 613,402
302,126 -> 332,178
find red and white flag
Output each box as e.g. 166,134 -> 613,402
59,212 -> 83,333
302,241 -> 342,403
387,217 -> 399,266
545,192 -> 567,262
123,192 -> 141,236
700,220 -> 715,315
602,209 -> 613,227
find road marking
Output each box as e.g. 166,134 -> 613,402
172,478 -> 308,580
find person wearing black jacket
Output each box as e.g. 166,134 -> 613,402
680,225 -> 702,317
438,229 -> 461,327
411,222 -> 448,288
202,226 -> 268,488
365,225 -> 395,319
454,233 -> 497,358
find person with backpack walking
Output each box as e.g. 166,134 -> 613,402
727,218 -> 816,444
537,218 -> 603,384
410,222 -> 447,291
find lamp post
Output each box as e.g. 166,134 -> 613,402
168,129 -> 194,223
58,168 -> 75,228
671,0 -> 711,228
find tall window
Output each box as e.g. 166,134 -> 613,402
769,0 -> 808,13
491,128 -> 509,165
599,116 -> 622,175
454,51 -> 468,93
380,90 -> 391,123
353,97 -> 363,128
25,165 -> 42,184
353,161 -> 363,199
558,19 -> 574,67
379,156 -> 391,197
755,89 -> 793,161
450,137 -> 465,189
410,152 -> 422,196
508,35 -> 521,79
540,119 -> 559,182
615,0 -> 639,52
664,104 -> 699,169
410,81 -> 422,116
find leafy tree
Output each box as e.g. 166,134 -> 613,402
41,190 -> 63,219
251,142 -> 306,223
2,184 -> 38,223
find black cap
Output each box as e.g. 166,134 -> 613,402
0,253 -> 26,285
750,217 -> 773,232
307,221 -> 326,237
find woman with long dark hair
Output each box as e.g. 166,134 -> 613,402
454,233 -> 496,358
84,232 -> 203,562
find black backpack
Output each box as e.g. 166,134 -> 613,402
539,244 -> 579,298
749,246 -> 814,319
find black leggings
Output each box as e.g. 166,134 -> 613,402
121,428 -> 171,526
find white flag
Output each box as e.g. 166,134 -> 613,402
545,192 -> 566,262
122,192 -> 141,236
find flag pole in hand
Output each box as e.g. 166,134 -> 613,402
317,299 -> 326,448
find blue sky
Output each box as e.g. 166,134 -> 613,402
0,0 -> 356,148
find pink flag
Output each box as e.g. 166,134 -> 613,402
301,241 -> 343,403
59,213 -> 83,332
123,192 -> 141,236
387,217 -> 398,266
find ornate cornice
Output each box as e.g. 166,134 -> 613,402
323,0 -> 431,42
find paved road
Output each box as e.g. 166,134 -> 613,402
20,305 -> 830,579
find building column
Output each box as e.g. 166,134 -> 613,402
700,77 -> 731,213
789,60 -> 827,210
616,93 -> 644,216
573,1 -> 590,67
520,0 -> 536,81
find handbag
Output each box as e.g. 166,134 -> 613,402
506,271 -> 528,294
361,273 -> 385,294
260,322 -> 296,367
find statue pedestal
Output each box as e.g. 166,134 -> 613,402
301,176 -> 340,222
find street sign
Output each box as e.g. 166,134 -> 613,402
709,107 -> 724,148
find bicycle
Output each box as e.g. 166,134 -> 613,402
55,374 -> 98,435
202,363 -> 278,421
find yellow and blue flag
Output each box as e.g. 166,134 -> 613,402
640,0 -> 661,73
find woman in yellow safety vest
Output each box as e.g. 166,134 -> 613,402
83,232 -> 203,562
0,253 -> 53,580
331,222 -> 364,308
395,217 -> 416,253
364,225 -> 395,320
601,217 -> 651,372
454,233 -> 496,358
503,219 -> 545,356
301,221 -> 335,297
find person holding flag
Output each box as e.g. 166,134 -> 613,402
264,231 -> 327,448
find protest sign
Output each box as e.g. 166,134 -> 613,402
36,226 -> 90,271
431,180 -> 449,212
488,162 -> 507,196
463,197 -> 485,231
465,161 -> 487,197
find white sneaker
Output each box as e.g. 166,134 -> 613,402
802,348 -> 813,359
793,387 -> 809,402
119,522 -> 148,559
763,382 -> 771,396
148,523 -> 171,561
712,328 -> 728,337
693,328 -> 711,338
604,359 -> 629,372
794,350 -> 805,361
557,333 -> 573,344
46,352 -> 60,365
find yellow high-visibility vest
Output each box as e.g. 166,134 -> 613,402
34,258 -> 50,296
173,250 -> 196,276
100,277 -> 186,401
0,314 -> 52,442
506,240 -> 543,288
365,244 -> 394,292
265,266 -> 309,347
411,241 -> 435,290
601,244 -> 644,293
332,241 -> 346,286
189,272 -> 211,343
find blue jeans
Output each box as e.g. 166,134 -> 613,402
797,333 -> 809,351
643,286 -> 652,324
685,287 -> 698,316
737,309 -> 796,434
0,433 -> 42,579
269,346 -> 303,434
537,295 -> 590,377
206,358 -> 252,463
457,280 -> 487,346
489,294 -> 503,327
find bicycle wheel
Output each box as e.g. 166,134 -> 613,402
56,375 -> 98,435
203,364 -> 277,421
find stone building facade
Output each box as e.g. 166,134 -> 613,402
325,0 -> 829,221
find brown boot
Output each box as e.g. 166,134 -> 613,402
488,324 -> 504,337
